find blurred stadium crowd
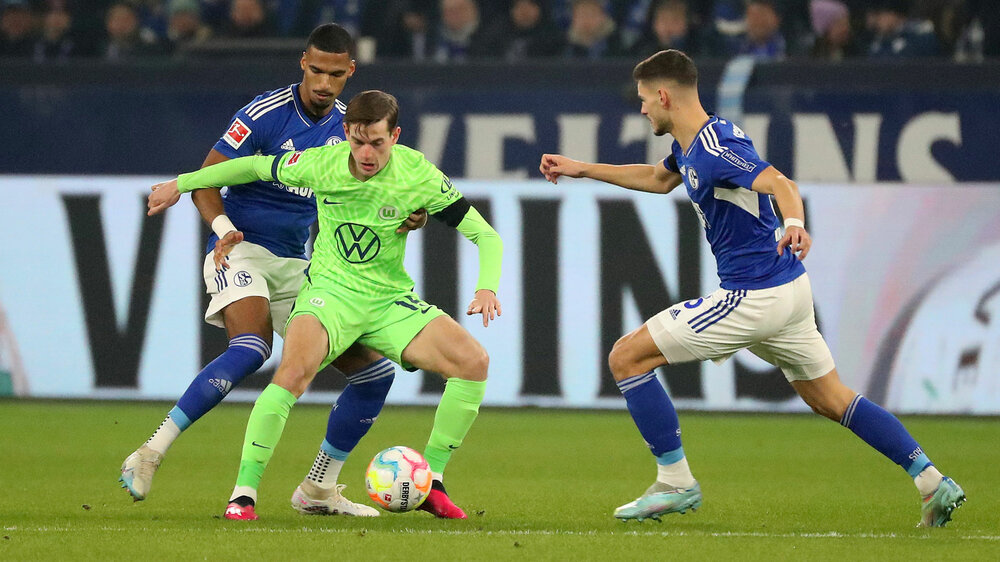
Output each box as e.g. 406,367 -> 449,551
1,0 -> 997,62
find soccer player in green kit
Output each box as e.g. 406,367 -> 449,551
148,90 -> 502,520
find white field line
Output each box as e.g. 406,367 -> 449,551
3,526 -> 999,541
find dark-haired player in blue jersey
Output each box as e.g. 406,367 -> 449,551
539,49 -> 965,528
120,23 -> 426,519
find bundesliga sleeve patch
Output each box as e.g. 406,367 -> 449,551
286,151 -> 304,166
224,118 -> 252,149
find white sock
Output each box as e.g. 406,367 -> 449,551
656,457 -> 697,489
305,449 -> 345,490
914,465 -> 944,496
432,472 -> 443,483
145,415 -> 181,455
229,485 -> 257,504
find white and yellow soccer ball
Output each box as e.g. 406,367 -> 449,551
365,446 -> 433,512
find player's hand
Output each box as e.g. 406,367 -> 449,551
777,226 -> 811,260
466,289 -> 501,327
396,208 -> 428,233
539,154 -> 585,184
148,178 -> 182,216
213,230 -> 244,270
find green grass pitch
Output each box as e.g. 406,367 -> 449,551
0,399 -> 996,560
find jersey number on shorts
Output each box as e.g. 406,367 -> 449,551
394,295 -> 432,314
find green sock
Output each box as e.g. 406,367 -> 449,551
424,378 -> 487,476
235,383 -> 298,490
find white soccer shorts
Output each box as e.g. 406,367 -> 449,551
202,241 -> 308,337
646,273 -> 835,381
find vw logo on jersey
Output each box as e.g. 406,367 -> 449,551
378,206 -> 400,220
334,222 -> 381,263
687,167 -> 700,190
325,136 -> 343,145
234,271 -> 253,287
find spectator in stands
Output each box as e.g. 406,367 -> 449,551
220,0 -> 274,38
630,0 -> 702,58
33,2 -> 75,61
867,0 -> 940,57
564,0 -> 625,59
275,0 -> 363,38
102,2 -> 165,60
430,0 -> 488,62
166,0 -> 210,50
0,0 -> 36,57
479,0 -> 564,61
359,0 -> 436,60
735,0 -> 787,59
809,0 -> 859,59
914,0 -> 967,55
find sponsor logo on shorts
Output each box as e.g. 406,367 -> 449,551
669,308 -> 680,320
378,206 -> 400,220
334,223 -> 381,263
683,298 -> 703,309
310,297 -> 325,307
234,271 -> 252,287
224,118 -> 251,149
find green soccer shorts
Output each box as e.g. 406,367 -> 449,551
288,280 -> 446,371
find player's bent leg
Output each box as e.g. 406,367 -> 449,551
401,316 -> 488,519
294,346 -> 394,517
794,369 -> 965,527
610,324 -> 701,522
120,297 -> 273,502
789,368 -> 856,421
226,314 -> 329,519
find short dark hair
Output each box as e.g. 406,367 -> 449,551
306,23 -> 355,57
632,49 -> 698,87
344,90 -> 399,130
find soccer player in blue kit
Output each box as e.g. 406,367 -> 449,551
539,49 -> 965,527
120,23 -> 426,518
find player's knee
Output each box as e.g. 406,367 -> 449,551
608,336 -> 636,381
801,394 -> 842,421
273,363 -> 313,398
450,343 -> 488,382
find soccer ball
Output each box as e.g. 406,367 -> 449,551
365,446 -> 432,512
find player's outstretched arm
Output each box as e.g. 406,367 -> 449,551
539,153 -> 681,194
752,166 -> 811,260
445,204 -> 502,327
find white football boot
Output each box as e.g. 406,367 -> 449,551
119,445 -> 163,501
290,481 -> 379,516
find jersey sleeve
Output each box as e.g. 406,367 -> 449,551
272,146 -> 327,188
708,135 -> 770,190
212,98 -> 274,159
661,141 -> 682,173
415,155 -> 462,215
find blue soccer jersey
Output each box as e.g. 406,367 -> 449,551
665,115 -> 805,290
210,84 -> 348,259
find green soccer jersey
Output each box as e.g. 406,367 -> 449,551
176,142 -> 502,297
274,142 -> 460,295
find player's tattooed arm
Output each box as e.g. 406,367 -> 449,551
539,153 -> 681,194
751,166 -> 811,260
